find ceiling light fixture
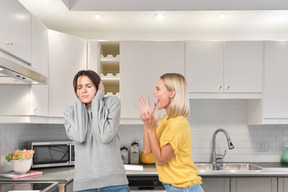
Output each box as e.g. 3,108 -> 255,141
154,14 -> 164,21
94,14 -> 101,20
218,14 -> 228,20
276,14 -> 286,20
0,67 -> 3,71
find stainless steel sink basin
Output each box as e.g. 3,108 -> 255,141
194,163 -> 220,172
194,163 -> 263,172
217,163 -> 263,171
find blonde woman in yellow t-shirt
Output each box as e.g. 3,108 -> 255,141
135,73 -> 204,192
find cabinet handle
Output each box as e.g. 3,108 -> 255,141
226,85 -> 230,90
6,41 -> 14,46
218,85 -> 222,89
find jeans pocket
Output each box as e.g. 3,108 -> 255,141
164,184 -> 185,192
187,184 -> 204,192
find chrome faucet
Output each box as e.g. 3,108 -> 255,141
211,128 -> 235,164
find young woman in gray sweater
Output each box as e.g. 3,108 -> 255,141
64,70 -> 129,192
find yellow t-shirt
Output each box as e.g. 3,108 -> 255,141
156,115 -> 202,188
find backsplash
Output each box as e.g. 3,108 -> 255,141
1,99 -> 288,172
0,124 -> 69,173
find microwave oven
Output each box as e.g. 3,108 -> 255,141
31,141 -> 75,168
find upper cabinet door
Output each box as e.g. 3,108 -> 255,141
120,41 -> 185,120
48,30 -> 87,117
0,0 -> 31,64
186,41 -> 224,93
30,16 -> 49,117
264,41 -> 288,119
31,16 -> 48,76
186,41 -> 262,99
224,41 -> 262,93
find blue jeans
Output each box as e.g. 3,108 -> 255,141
163,183 -> 204,192
76,184 -> 130,192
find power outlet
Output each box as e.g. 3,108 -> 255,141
256,141 -> 269,152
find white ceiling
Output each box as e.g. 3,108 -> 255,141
61,0 -> 288,11
18,0 -> 288,40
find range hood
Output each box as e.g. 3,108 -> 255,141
0,56 -> 47,85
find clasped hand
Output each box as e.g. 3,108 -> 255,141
134,95 -> 161,129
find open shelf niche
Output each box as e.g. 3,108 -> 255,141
98,41 -> 120,97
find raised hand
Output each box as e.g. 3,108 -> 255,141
134,95 -> 161,129
98,81 -> 105,92
134,95 -> 153,113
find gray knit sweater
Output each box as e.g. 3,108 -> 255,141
64,90 -> 128,191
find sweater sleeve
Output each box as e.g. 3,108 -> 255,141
91,90 -> 121,144
63,98 -> 89,143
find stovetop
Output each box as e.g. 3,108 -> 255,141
0,182 -> 58,192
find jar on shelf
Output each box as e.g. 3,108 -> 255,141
120,146 -> 129,164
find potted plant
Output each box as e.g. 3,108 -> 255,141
6,149 -> 34,174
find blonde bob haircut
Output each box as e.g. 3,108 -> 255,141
160,73 -> 190,118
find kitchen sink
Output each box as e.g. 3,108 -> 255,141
217,163 -> 263,171
194,163 -> 220,172
194,163 -> 263,172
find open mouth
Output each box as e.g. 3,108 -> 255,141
154,98 -> 159,105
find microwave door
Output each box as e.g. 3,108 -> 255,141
32,144 -> 71,168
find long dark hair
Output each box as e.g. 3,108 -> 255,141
73,70 -> 101,95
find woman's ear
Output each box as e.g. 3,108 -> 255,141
169,90 -> 176,98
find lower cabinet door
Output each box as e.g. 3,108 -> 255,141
201,177 -> 230,192
231,177 -> 277,192
278,178 -> 288,192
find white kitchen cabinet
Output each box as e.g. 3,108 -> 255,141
230,177 -> 277,192
0,0 -> 31,64
30,15 -> 49,117
48,30 -> 87,117
120,41 -> 185,122
31,16 -> 48,76
201,177 -> 229,192
263,41 -> 288,119
0,11 -> 48,122
0,85 -> 30,117
186,41 -> 262,99
87,40 -> 99,72
186,41 -> 224,94
248,41 -> 288,124
224,41 -> 262,93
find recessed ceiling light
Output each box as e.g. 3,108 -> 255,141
276,14 -> 286,20
218,14 -> 228,20
154,14 -> 164,21
32,81 -> 39,84
0,67 -> 3,71
94,15 -> 101,20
